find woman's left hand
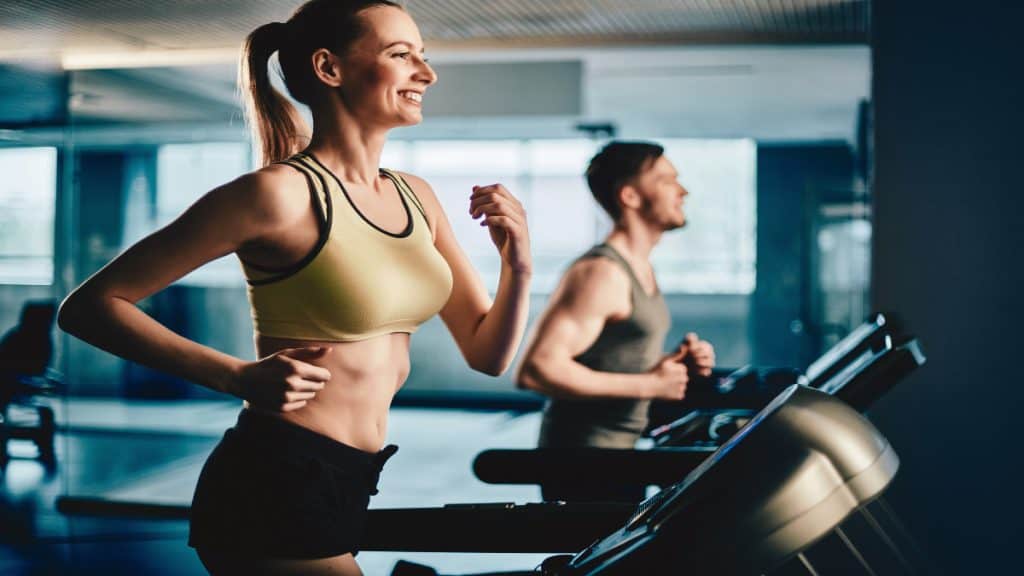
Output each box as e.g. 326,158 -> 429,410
470,183 -> 532,274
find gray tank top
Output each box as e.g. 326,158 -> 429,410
538,243 -> 671,449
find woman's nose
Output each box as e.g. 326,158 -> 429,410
416,59 -> 437,86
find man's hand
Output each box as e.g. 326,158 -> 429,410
648,348 -> 689,400
677,332 -> 716,377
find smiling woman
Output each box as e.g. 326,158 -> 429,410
55,1 -> 533,575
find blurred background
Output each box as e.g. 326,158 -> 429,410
1,0 -> 1019,574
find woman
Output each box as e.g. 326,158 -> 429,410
57,1 -> 532,574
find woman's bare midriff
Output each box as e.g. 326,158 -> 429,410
250,332 -> 412,452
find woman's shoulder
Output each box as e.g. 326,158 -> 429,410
240,162 -> 309,195
212,162 -> 316,229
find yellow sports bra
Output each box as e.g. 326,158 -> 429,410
240,152 -> 453,342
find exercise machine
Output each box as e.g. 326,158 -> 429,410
472,333 -> 923,499
58,385 -> 910,575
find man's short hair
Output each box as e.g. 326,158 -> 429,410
585,141 -> 664,220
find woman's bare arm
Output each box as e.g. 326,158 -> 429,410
58,165 -> 329,403
400,173 -> 532,377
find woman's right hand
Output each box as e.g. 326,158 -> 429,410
231,347 -> 332,411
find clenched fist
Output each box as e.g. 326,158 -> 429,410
648,348 -> 689,400
230,346 -> 332,412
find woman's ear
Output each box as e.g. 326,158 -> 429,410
311,48 -> 343,88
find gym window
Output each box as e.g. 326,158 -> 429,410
383,138 -> 756,294
654,139 -> 757,294
155,142 -> 252,286
0,147 -> 57,286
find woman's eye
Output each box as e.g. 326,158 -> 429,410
394,52 -> 411,60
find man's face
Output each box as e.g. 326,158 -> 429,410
630,155 -> 689,231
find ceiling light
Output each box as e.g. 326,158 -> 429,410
61,48 -> 238,70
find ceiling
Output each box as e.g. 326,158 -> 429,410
412,0 -> 868,46
0,0 -> 867,60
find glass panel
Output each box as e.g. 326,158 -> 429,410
380,140 -> 411,171
816,215 -> 873,347
0,147 -> 57,285
527,139 -> 598,175
155,142 -> 252,286
528,174 -> 602,292
655,139 -> 757,294
405,137 -> 756,294
410,140 -> 522,175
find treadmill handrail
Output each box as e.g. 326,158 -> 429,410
805,312 -> 889,386
833,338 -> 926,412
473,446 -> 715,486
55,495 -> 635,553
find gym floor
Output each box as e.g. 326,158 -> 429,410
1,399 -> 552,575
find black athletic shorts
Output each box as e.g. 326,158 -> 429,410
188,409 -> 398,559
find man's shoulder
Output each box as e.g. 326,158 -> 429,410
569,253 -> 624,280
561,253 -> 631,299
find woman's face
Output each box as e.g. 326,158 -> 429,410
338,6 -> 437,128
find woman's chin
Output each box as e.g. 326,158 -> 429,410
380,114 -> 422,130
398,111 -> 424,126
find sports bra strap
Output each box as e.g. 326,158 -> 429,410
382,169 -> 428,222
284,155 -> 331,226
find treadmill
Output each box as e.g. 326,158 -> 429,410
472,332 -> 924,499
386,385 -> 905,575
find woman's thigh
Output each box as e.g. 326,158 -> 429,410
197,548 -> 363,576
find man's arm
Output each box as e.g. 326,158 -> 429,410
514,258 -> 687,400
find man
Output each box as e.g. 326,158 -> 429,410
515,141 -> 715,502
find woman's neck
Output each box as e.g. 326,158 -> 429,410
308,110 -> 389,186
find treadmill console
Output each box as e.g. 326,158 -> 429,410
566,386 -> 797,573
563,385 -> 899,576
